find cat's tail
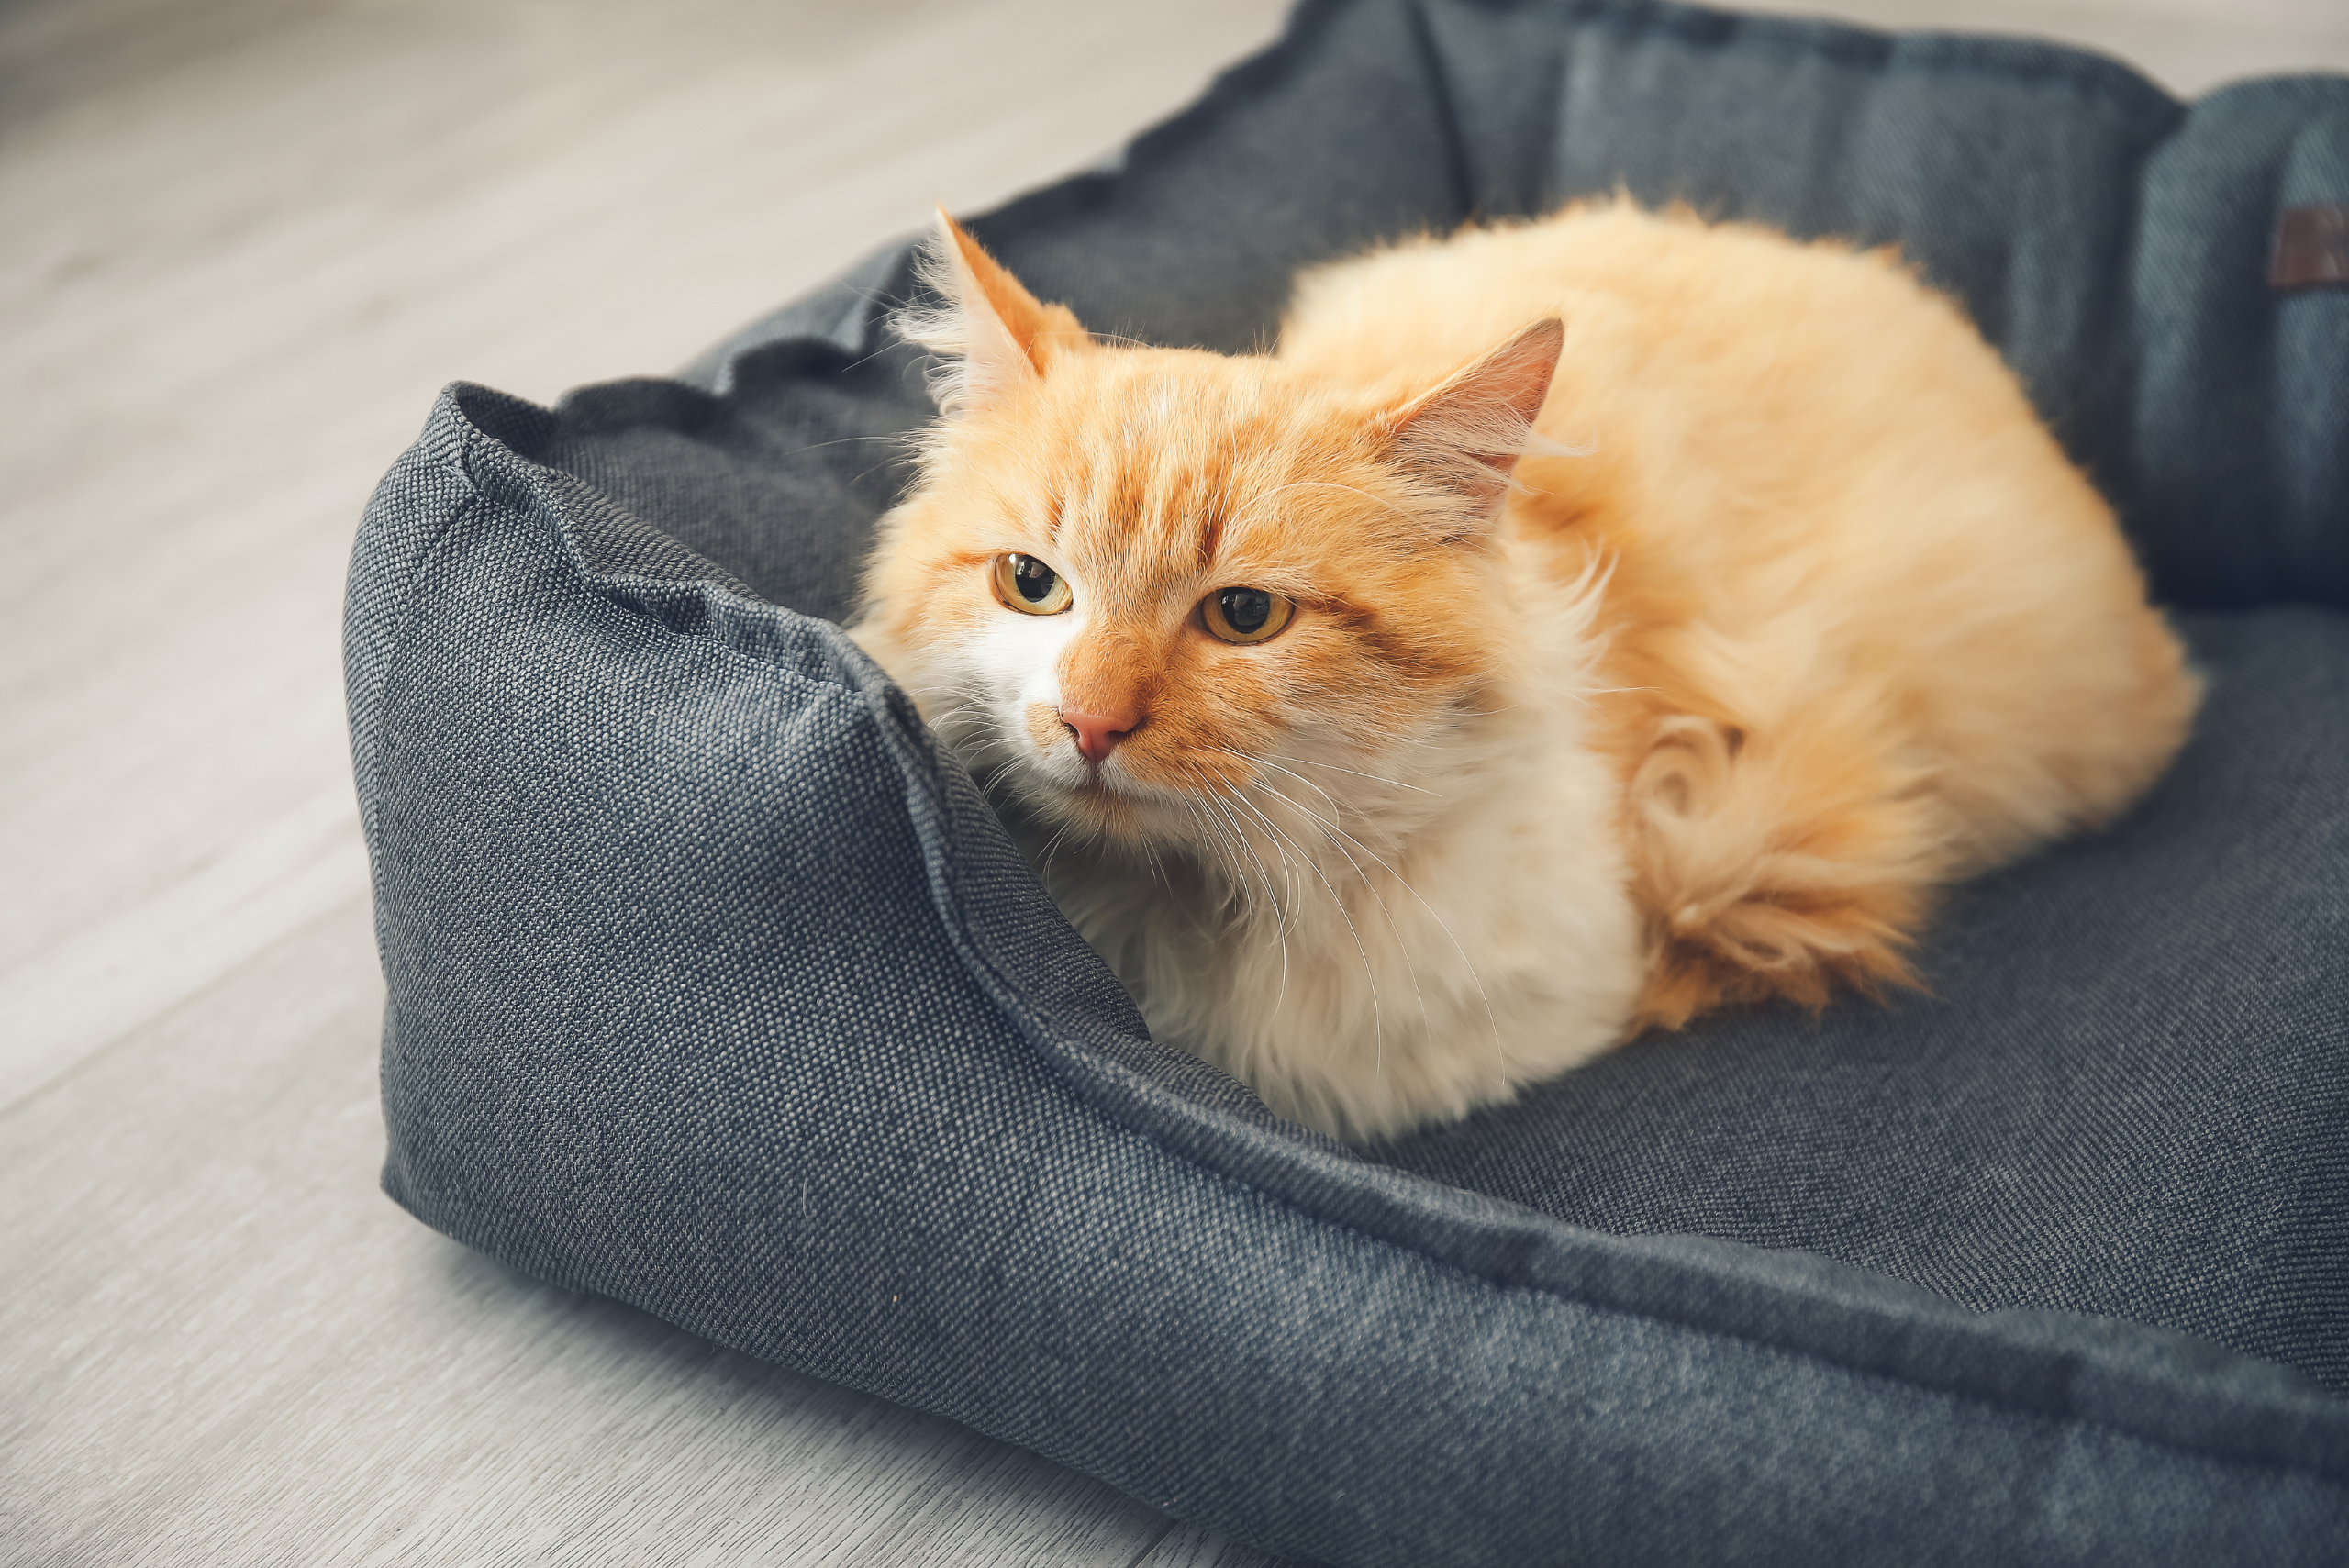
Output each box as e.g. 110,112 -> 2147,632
1622,710 -> 1947,1030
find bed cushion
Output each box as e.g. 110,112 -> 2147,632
347,1 -> 2349,1562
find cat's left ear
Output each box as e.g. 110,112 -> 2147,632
1375,317 -> 1564,524
902,210 -> 1091,417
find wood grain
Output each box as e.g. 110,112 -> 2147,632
0,0 -> 1297,1113
0,900 -> 1211,1566
0,0 -> 2338,1562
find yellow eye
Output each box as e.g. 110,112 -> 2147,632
1201,585 -> 1295,644
992,552 -> 1073,616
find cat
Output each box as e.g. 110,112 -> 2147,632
851,201 -> 2199,1144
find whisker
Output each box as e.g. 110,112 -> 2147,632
1283,790 -> 1510,1088
1243,774 -> 1431,1038
1210,782 -> 1291,984
1188,770 -> 1295,1002
785,433 -> 907,459
1224,754 -> 1506,1088
1219,783 -> 1383,1066
1036,816 -> 1081,876
1214,782 -> 1298,1008
1262,752 -> 1439,796
1174,774 -> 1253,924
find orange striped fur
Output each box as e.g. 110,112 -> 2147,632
852,204 -> 2199,1142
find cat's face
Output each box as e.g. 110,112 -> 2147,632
856,217 -> 1560,862
866,352 -> 1500,850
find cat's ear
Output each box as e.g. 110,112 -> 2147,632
901,209 -> 1089,417
1375,317 -> 1564,522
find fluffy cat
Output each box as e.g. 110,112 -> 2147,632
852,201 -> 2199,1144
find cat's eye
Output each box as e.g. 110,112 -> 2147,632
1201,585 -> 1295,645
992,552 -> 1073,616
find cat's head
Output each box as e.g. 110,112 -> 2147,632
855,214 -> 1562,863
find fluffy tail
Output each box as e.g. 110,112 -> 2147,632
1622,710 -> 1948,1030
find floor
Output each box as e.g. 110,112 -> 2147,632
2,1 -> 2342,1562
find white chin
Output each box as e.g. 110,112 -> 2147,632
1017,765 -> 1190,844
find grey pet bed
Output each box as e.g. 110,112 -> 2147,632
345,1 -> 2349,1562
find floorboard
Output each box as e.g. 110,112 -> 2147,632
2,0 -> 2338,1562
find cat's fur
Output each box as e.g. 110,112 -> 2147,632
852,201 -> 2199,1143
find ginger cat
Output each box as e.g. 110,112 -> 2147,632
852,202 -> 2199,1144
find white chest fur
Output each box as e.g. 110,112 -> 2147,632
1003,555 -> 1643,1144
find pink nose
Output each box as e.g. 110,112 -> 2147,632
1060,707 -> 1138,763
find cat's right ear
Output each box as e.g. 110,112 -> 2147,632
1375,317 -> 1564,528
899,210 -> 1088,418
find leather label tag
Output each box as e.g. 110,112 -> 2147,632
2270,204 -> 2349,292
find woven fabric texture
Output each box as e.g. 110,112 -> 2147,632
348,3 -> 2349,1563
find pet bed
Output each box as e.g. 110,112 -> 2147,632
346,1 -> 2349,1561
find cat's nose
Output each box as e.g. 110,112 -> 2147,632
1059,706 -> 1139,763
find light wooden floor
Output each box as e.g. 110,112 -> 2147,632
2,1 -> 2342,1562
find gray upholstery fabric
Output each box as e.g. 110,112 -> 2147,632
348,2 -> 2349,1562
